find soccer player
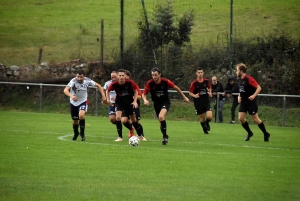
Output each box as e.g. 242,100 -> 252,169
236,63 -> 270,142
103,71 -> 135,137
121,70 -> 145,138
224,75 -> 239,124
106,69 -> 144,142
142,67 -> 189,145
189,67 -> 213,134
64,69 -> 106,141
211,76 -> 225,123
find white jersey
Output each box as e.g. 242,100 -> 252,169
67,77 -> 96,106
103,80 -> 116,103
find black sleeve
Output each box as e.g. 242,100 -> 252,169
225,83 -> 232,94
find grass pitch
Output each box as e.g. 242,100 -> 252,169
0,111 -> 299,201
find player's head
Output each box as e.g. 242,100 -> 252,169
117,69 -> 126,83
124,70 -> 131,79
76,69 -> 85,83
151,67 -> 161,83
236,63 -> 247,78
196,67 -> 204,79
228,75 -> 235,85
111,71 -> 117,81
212,76 -> 217,85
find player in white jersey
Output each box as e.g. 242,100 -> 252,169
64,69 -> 106,141
103,71 -> 135,137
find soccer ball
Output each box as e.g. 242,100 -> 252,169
129,136 -> 140,147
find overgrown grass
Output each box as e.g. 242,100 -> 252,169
0,111 -> 299,201
0,0 -> 299,66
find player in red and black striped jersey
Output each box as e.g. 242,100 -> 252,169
107,69 -> 144,142
142,67 -> 189,145
189,67 -> 213,134
236,63 -> 270,142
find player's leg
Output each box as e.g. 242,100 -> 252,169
70,104 -> 80,141
114,104 -> 123,141
199,113 -> 208,134
135,107 -> 144,137
158,104 -> 170,145
108,105 -> 116,124
230,99 -> 239,123
250,105 -> 270,142
205,105 -> 212,131
238,103 -> 253,141
78,102 -> 87,141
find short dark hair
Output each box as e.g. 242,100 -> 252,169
151,67 -> 161,74
117,69 -> 125,73
124,70 -> 131,77
196,67 -> 204,71
76,69 -> 85,76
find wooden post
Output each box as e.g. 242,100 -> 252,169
38,46 -> 43,64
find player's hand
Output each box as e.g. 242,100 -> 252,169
71,95 -> 78,101
144,99 -> 149,106
209,92 -> 213,98
132,101 -> 138,108
238,96 -> 242,103
248,95 -> 255,100
101,98 -> 106,105
184,96 -> 189,103
194,93 -> 200,98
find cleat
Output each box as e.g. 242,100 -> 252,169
80,133 -> 85,141
162,135 -> 168,145
81,137 -> 85,141
245,132 -> 253,141
204,130 -> 209,134
264,132 -> 270,142
114,137 -> 123,142
138,136 -> 147,141
72,133 -> 79,141
229,121 -> 235,124
128,127 -> 135,138
206,122 -> 210,131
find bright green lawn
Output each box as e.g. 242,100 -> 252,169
0,0 -> 299,66
0,111 -> 299,201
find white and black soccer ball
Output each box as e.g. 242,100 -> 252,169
129,136 -> 140,147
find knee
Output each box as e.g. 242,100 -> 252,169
158,115 -> 164,122
121,119 -> 127,124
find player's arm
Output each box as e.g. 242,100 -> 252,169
63,86 -> 77,101
173,85 -> 189,103
207,81 -> 212,98
95,83 -> 106,104
249,84 -> 261,100
142,82 -> 150,106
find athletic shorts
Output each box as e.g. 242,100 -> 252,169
115,103 -> 135,116
154,103 -> 170,117
194,104 -> 212,115
70,101 -> 88,120
108,105 -> 116,116
239,101 -> 258,115
122,107 -> 141,120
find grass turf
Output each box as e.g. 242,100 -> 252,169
0,111 -> 299,201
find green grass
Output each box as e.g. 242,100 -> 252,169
0,0 -> 299,66
0,111 -> 300,201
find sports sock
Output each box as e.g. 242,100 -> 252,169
258,122 -> 267,134
123,121 -> 133,131
139,123 -> 144,136
132,122 -> 142,136
73,124 -> 79,135
116,120 -> 123,138
79,119 -> 85,136
160,120 -> 168,138
242,121 -> 252,133
206,119 -> 211,124
200,121 -> 206,128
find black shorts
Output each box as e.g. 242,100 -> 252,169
154,102 -> 170,117
194,104 -> 212,115
107,105 -> 115,116
239,101 -> 258,115
70,102 -> 88,120
122,107 -> 141,120
115,103 -> 135,116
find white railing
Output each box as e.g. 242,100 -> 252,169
1,82 -> 300,126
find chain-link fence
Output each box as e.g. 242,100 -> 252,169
1,82 -> 299,127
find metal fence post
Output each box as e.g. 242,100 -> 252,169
39,84 -> 43,112
282,96 -> 286,126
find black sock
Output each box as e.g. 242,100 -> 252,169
206,119 -> 211,124
200,122 -> 206,129
73,124 -> 79,135
160,120 -> 167,138
79,119 -> 85,136
116,120 -> 122,138
258,122 -> 268,134
139,124 -> 144,136
242,121 -> 252,133
123,121 -> 132,131
132,122 -> 142,136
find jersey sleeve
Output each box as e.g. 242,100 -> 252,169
248,76 -> 259,88
189,81 -> 195,93
136,85 -> 142,96
89,80 -> 97,87
103,81 -> 109,90
67,78 -> 75,88
143,81 -> 151,95
207,80 -> 211,89
167,79 -> 175,88
107,82 -> 114,92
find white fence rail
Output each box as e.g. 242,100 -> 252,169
1,82 -> 300,126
